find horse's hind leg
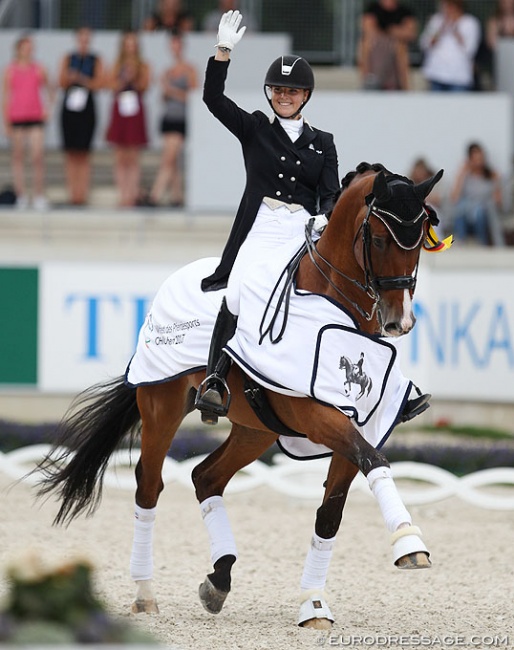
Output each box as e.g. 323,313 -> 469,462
298,453 -> 358,630
130,378 -> 192,614
191,424 -> 277,614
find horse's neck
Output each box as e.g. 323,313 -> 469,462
297,203 -> 378,335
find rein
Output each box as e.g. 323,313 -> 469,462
259,174 -> 438,344
304,197 -> 427,322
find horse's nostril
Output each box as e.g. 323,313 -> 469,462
384,322 -> 401,335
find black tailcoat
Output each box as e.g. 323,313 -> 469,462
201,57 -> 340,291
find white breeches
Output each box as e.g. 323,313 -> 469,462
225,203 -> 310,316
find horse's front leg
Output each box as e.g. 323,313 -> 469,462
278,398 -> 430,570
131,380 -> 193,614
191,424 -> 277,615
298,452 -> 358,630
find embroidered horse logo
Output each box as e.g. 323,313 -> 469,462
339,353 -> 373,400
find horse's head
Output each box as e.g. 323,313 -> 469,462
318,164 -> 443,337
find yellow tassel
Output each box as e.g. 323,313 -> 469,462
423,225 -> 453,253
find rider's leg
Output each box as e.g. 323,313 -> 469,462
195,297 -> 238,424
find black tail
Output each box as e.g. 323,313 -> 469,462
35,376 -> 141,525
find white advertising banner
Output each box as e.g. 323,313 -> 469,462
39,262 -> 177,392
38,262 -> 514,402
399,267 -> 514,403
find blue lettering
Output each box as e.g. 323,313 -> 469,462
451,302 -> 482,366
483,303 -> 514,367
65,294 -> 121,359
411,301 -> 447,364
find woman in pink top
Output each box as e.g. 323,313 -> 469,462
2,35 -> 50,210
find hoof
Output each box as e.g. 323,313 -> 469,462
300,617 -> 333,630
198,576 -> 229,614
396,551 -> 432,570
131,598 -> 159,614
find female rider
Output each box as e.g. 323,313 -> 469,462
196,10 -> 340,423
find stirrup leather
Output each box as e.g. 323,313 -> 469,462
196,373 -> 232,417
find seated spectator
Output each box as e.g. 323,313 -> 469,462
357,0 -> 417,90
420,0 -> 481,92
105,31 -> 151,208
408,156 -> 447,233
143,0 -> 194,33
2,34 -> 51,211
58,27 -> 104,206
450,142 -> 505,246
203,0 -> 258,32
487,0 -> 514,51
148,32 -> 197,207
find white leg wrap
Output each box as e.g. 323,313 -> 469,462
200,496 -> 238,565
367,466 -> 411,533
300,532 -> 336,591
130,504 -> 156,582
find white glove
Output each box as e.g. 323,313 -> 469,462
306,214 -> 328,233
216,10 -> 247,50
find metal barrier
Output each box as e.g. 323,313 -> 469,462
3,445 -> 514,510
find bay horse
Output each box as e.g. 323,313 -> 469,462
35,163 -> 444,629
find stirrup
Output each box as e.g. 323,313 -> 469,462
401,393 -> 431,423
195,374 -> 232,425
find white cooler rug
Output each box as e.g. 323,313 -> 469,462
126,249 -> 414,459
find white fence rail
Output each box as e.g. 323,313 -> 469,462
2,445 -> 514,511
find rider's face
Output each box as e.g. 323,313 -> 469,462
270,86 -> 309,119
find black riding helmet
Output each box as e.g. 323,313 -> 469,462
264,55 -> 314,118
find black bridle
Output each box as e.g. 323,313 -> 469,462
304,196 -> 429,322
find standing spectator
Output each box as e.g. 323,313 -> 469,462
148,32 -> 197,208
487,0 -> 514,51
203,0 -> 258,32
143,0 -> 194,33
450,142 -> 505,246
59,27 -> 104,206
2,34 -> 51,210
357,0 -> 417,90
105,31 -> 151,208
420,0 -> 481,92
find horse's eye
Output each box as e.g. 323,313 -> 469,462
372,236 -> 385,250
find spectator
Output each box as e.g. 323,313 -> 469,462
58,27 -> 104,206
420,0 -> 481,92
357,0 -> 417,90
143,0 -> 194,33
148,32 -> 197,208
2,34 -> 51,210
408,156 -> 447,232
487,0 -> 514,51
450,142 -> 505,246
105,31 -> 151,208
203,0 -> 258,32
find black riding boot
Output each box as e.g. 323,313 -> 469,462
196,297 -> 238,425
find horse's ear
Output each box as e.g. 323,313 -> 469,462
415,169 -> 444,201
372,171 -> 390,202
